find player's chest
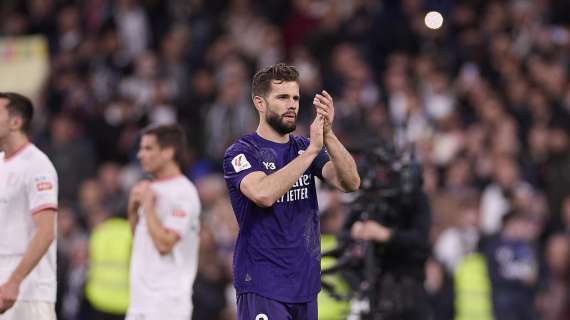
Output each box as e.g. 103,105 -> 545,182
0,165 -> 27,205
256,147 -> 306,174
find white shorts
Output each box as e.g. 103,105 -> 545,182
0,301 -> 56,320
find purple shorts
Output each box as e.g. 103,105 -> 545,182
237,293 -> 317,320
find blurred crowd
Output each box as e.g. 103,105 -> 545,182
2,0 -> 570,319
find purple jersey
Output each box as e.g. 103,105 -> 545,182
223,132 -> 330,303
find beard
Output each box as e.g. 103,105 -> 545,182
266,108 -> 296,135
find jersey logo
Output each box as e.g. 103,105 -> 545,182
255,314 -> 268,320
262,162 -> 276,170
231,154 -> 251,173
36,181 -> 53,191
172,209 -> 187,217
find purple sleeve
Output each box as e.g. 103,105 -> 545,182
311,147 -> 330,180
223,145 -> 265,190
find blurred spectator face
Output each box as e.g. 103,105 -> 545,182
528,125 -> 549,158
57,5 -> 80,33
548,127 -> 569,155
492,119 -> 519,156
88,207 -> 111,230
446,157 -> 471,188
504,215 -> 534,240
494,156 -> 519,189
50,114 -> 75,145
29,0 -> 53,17
196,174 -> 227,209
506,79 -> 529,106
161,25 -> 189,61
460,206 -> 479,229
98,162 -> 122,194
261,81 -> 300,135
58,206 -> 77,238
546,234 -> 570,277
100,28 -> 121,55
219,77 -> 245,105
78,179 -> 103,210
135,53 -> 158,79
137,134 -> 173,175
2,13 -> 28,35
192,69 -> 215,97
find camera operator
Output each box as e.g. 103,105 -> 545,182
345,153 -> 432,320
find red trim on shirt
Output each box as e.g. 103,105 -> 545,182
165,228 -> 182,241
152,174 -> 184,183
3,142 -> 31,162
31,204 -> 58,215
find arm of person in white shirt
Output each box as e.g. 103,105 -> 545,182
140,186 -> 179,255
127,182 -> 146,234
0,209 -> 56,313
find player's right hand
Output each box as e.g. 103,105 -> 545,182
308,114 -> 325,152
129,180 -> 151,211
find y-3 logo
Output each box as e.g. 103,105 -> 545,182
263,162 -> 276,170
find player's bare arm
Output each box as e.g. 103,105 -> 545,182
313,90 -> 360,192
240,114 -> 325,208
140,185 -> 179,255
0,209 -> 56,313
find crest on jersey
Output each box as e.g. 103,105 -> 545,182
231,154 -> 251,173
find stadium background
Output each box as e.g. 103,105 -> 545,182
2,0 -> 570,319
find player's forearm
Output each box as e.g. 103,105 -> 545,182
144,207 -> 177,255
9,213 -> 55,284
324,132 -> 360,191
248,148 -> 319,207
127,204 -> 139,234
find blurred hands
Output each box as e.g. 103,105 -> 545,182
351,220 -> 392,242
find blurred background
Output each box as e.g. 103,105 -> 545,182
1,0 -> 570,319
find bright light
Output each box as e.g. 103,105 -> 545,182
424,11 -> 444,30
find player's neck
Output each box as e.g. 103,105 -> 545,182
256,122 -> 289,144
152,162 -> 182,181
1,133 -> 30,159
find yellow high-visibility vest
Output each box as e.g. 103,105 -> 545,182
318,234 -> 350,320
85,217 -> 132,314
454,253 -> 494,320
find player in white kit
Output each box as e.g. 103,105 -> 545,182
0,93 -> 58,320
126,124 -> 201,320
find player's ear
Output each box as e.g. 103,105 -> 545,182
163,147 -> 175,162
252,95 -> 266,113
9,115 -> 23,131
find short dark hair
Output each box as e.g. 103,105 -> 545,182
141,124 -> 187,169
252,63 -> 299,99
0,92 -> 34,134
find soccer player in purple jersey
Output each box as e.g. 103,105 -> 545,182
223,63 -> 360,320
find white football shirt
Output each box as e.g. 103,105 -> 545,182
0,143 -> 58,302
127,175 -> 201,317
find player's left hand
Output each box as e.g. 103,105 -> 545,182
313,90 -> 335,136
0,279 -> 20,313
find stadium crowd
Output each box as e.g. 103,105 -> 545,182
2,0 -> 570,319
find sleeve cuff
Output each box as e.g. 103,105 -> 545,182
31,204 -> 58,215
